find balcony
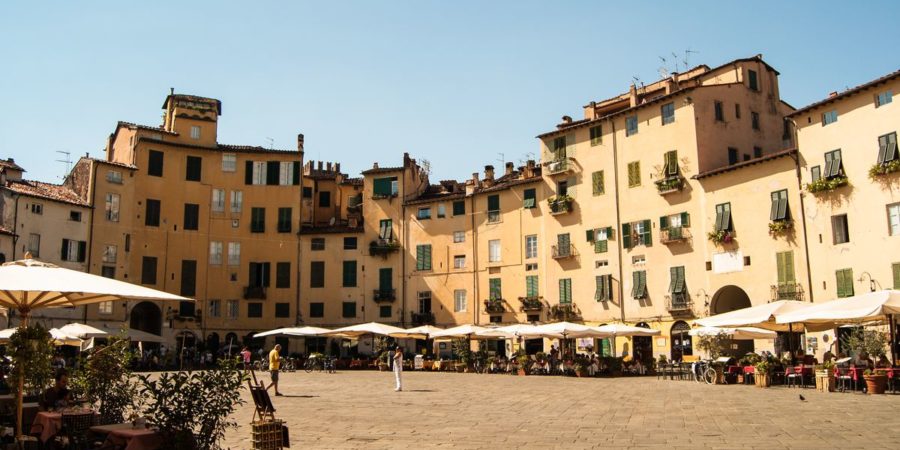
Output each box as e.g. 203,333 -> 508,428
519,296 -> 543,312
665,294 -> 693,315
373,289 -> 396,303
548,196 -> 573,215
545,158 -> 575,176
411,311 -> 435,326
551,244 -> 576,259
655,176 -> 685,195
659,227 -> 691,244
370,239 -> 400,258
771,283 -> 804,302
484,299 -> 505,314
550,303 -> 580,321
243,286 -> 266,300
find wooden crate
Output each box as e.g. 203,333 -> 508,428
252,419 -> 284,450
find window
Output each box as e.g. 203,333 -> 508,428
454,290 -> 467,312
227,242 -> 241,266
102,245 -> 117,263
190,126 -> 201,139
69,210 -> 81,222
748,69 -> 759,91
207,189 -> 224,213
379,305 -> 392,318
877,132 -> 898,165
248,161 -> 266,185
836,268 -> 854,298
661,102 -> 674,125
277,262 -> 291,288
302,187 -> 313,199
663,150 -> 678,177
525,263 -> 538,271
822,110 -> 838,126
526,275 -> 539,298
631,270 -> 647,299
183,203 -> 199,230
668,266 -> 686,295
714,101 -> 724,121
277,207 -> 292,233
453,200 -> 465,216
556,179 -> 569,197
735,104 -> 741,119
141,256 -> 157,285
248,262 -> 270,288
437,204 -> 446,218
591,171 -> 604,195
523,188 -> 536,209
250,207 -> 265,233
625,115 -> 638,136
248,303 -> 263,318
30,203 -> 42,215
453,231 -> 465,243
558,278 -> 572,304
418,291 -> 432,313
589,125 -> 602,145
378,219 -> 393,240
889,204 -> 900,236
311,238 -> 325,251
148,150 -> 164,177
60,239 -> 86,262
373,177 -> 399,198
227,300 -> 239,319
185,156 -> 202,181
309,303 -> 324,318
487,194 -> 500,223
344,237 -> 358,250
319,191 -> 331,207
832,214 -> 849,244
770,190 -> 789,222
145,199 -> 161,227
894,263 -> 900,289
488,239 -> 501,263
525,235 -> 537,259
310,261 -> 325,288
480,279 -> 501,305
715,203 -> 733,232
810,166 -> 821,183
379,267 -> 393,292
222,153 -> 236,172
209,242 -> 223,265
27,233 -> 40,256
627,161 -> 641,187
754,146 -> 762,158
342,260 -> 357,287
555,233 -> 571,257
342,302 -> 357,318
105,193 -> 120,222
552,136 -> 566,154
591,227 -> 613,253
824,149 -> 844,178
180,260 -> 197,296
106,170 -> 123,184
595,275 -> 612,301
728,147 -> 738,165
751,111 -> 760,130
101,266 -> 115,279
876,90 -> 893,108
622,220 -> 651,249
279,162 -> 295,186
230,191 -> 243,213
417,207 -> 432,220
776,251 -> 796,287
453,255 -> 465,269
274,303 -> 290,318
416,244 -> 432,270
98,301 -> 113,314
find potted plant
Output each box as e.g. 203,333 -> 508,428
806,175 -> 849,193
754,360 -> 770,388
377,352 -> 389,371
842,327 -> 889,394
815,360 -> 836,392
869,159 -> 900,178
768,220 -> 793,235
864,369 -> 888,395
573,355 -> 590,377
515,351 -> 530,376
707,229 -> 734,245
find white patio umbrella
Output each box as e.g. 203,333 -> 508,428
58,323 -> 108,339
254,326 -> 332,338
0,328 -> 83,346
431,324 -> 489,339
532,321 -> 607,339
325,322 -> 408,338
390,325 -> 444,339
689,326 -> 777,340
0,258 -> 189,440
93,323 -> 165,343
695,300 -> 814,332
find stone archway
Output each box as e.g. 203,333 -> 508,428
711,286 -> 754,356
130,301 -> 162,336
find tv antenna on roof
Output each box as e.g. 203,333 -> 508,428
265,137 -> 274,149
684,48 -> 699,70
658,56 -> 669,79
671,52 -> 680,73
497,152 -> 505,165
55,150 -> 72,180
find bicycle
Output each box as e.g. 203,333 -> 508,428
693,360 -> 718,385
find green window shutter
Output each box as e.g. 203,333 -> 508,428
490,278 -> 502,300
674,267 -> 685,293
631,271 -> 641,298
586,229 -> 594,242
715,205 -> 724,231
523,188 -> 536,209
606,227 -> 614,240
824,151 -> 835,177
487,194 -> 500,211
640,271 -> 647,297
559,279 -> 572,304
594,239 -> 607,253
379,268 -> 392,291
835,270 -> 845,297
590,125 -> 602,146
770,192 -> 780,221
558,233 -> 570,248
622,223 -> 632,249
61,239 -> 69,260
784,252 -> 795,284
453,200 -> 465,216
595,276 -> 603,301
811,166 -> 821,182
342,261 -> 357,287
893,263 -> 900,289
659,215 -> 669,230
668,267 -> 677,293
642,219 -> 652,246
723,204 -> 732,231
776,252 -> 787,285
245,161 -> 253,185
680,213 -> 690,227
833,150 -> 843,176
293,161 -> 301,185
424,245 -> 432,270
526,275 -> 538,298
592,171 -> 604,195
665,150 -> 678,176
416,245 -> 425,270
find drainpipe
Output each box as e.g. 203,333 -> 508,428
470,194 -> 478,325
84,160 -> 99,324
609,117 -> 626,323
401,176 -> 407,327
12,194 -> 18,260
788,124 -> 814,304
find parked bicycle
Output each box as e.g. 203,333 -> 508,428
304,354 -> 337,373
693,360 -> 718,385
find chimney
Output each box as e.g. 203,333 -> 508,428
373,162 -> 379,169
297,133 -> 304,152
524,160 -> 536,178
505,162 -> 514,176
472,172 -> 480,186
484,165 -> 494,181
829,91 -> 839,98
317,161 -> 323,171
326,162 -> 332,172
335,163 -> 341,173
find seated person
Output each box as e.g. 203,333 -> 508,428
876,355 -> 892,368
41,370 -> 71,410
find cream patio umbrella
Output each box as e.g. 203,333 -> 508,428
254,326 -> 333,338
58,322 -> 108,339
0,328 -> 83,347
430,324 -> 489,339
0,258 -> 190,440
325,322 -> 408,337
688,326 -> 777,340
94,323 -> 165,343
694,300 -> 814,332
390,325 -> 444,339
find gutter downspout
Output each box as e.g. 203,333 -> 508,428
84,160 -> 99,324
609,117 -> 626,323
401,176 -> 408,327
789,123 -> 814,304
296,151 -> 305,326
470,195 -> 478,326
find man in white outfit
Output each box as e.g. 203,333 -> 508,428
393,346 -> 403,392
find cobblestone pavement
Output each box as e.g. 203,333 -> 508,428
223,370 -> 900,449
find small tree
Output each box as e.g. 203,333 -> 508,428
841,327 -> 888,359
8,324 -> 55,396
451,338 -> 471,364
696,332 -> 731,359
70,337 -> 138,424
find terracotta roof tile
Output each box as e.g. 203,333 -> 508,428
5,179 -> 90,207
0,225 -> 15,237
693,148 -> 797,180
787,69 -> 900,117
0,159 -> 25,172
361,166 -> 404,175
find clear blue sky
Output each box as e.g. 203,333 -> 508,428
1,1 -> 897,184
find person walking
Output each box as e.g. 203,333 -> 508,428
266,344 -> 283,396
393,346 -> 403,392
240,346 -> 252,371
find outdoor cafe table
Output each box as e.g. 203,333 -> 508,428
91,423 -> 163,450
30,409 -> 96,443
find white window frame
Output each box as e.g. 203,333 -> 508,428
252,162 -> 267,185
106,170 -> 123,184
105,193 -> 120,222
453,231 -> 465,243
525,235 -> 538,259
454,289 -> 467,313
227,300 -> 239,319
437,204 -> 446,218
190,126 -> 201,140
454,255 -> 466,269
102,245 -> 117,263
488,239 -> 501,263
227,242 -> 241,266
230,191 -> 243,213
279,161 -> 294,185
28,233 -> 40,256
222,153 -> 236,172
212,189 -> 225,212
210,241 -> 223,265
31,203 -> 43,215
209,299 -> 221,318
889,203 -> 900,236
98,301 -> 113,314
64,240 -> 80,262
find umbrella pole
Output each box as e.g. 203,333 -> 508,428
788,323 -> 794,365
16,312 -> 29,441
891,314 -> 897,367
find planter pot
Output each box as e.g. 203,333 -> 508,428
815,370 -> 836,392
864,374 -> 888,395
755,374 -> 770,388
517,368 -> 527,376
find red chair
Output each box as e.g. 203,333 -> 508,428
836,365 -> 858,392
786,365 -> 809,388
743,365 -> 755,385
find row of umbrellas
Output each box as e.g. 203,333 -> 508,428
0,322 -> 167,348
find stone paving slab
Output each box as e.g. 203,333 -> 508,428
222,370 -> 900,449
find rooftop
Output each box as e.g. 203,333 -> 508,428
692,148 -> 797,180
0,159 -> 25,172
787,68 -> 900,117
4,179 -> 90,207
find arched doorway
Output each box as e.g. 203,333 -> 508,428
632,322 -> 653,365
206,332 -> 220,354
670,321 -> 692,361
711,286 -> 754,356
130,301 -> 162,335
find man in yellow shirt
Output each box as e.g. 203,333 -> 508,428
266,344 -> 283,396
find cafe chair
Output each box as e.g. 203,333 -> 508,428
836,366 -> 857,393
61,412 -> 95,450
